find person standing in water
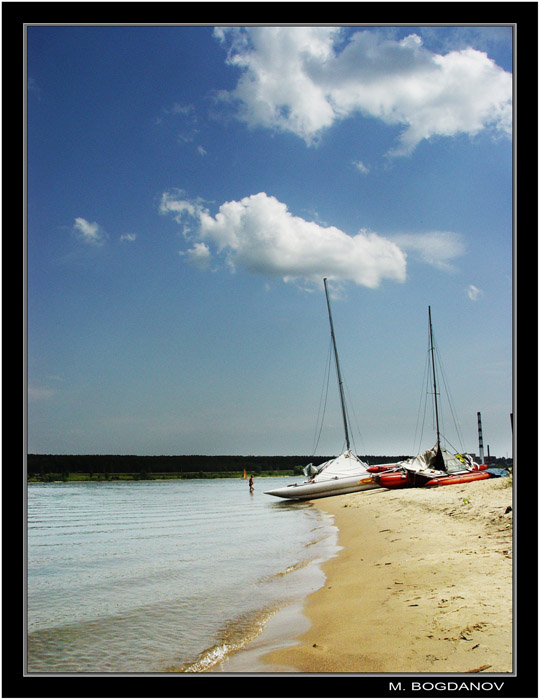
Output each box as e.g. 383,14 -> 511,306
249,475 -> 254,493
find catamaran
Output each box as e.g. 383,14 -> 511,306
375,307 -> 486,490
265,279 -> 380,501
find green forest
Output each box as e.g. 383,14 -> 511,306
27,453 -> 411,482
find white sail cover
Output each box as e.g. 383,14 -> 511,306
401,443 -> 471,476
308,450 -> 371,482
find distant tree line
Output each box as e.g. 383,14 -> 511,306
27,453 -> 411,477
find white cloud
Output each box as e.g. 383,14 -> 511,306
161,190 -> 407,289
390,231 -> 466,271
28,386 -> 55,402
160,190 -> 206,223
467,284 -> 484,301
171,103 -> 194,116
73,217 -> 106,246
214,27 -> 512,154
158,102 -> 199,142
353,160 -> 370,175
181,242 -> 212,269
120,233 -> 137,242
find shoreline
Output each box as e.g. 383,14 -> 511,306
213,503 -> 341,673
260,477 -> 513,674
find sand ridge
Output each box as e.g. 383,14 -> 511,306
263,476 -> 513,674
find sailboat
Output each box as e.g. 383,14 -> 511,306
265,279 -> 380,501
375,307 -> 486,490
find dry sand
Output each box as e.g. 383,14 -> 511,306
263,476 -> 513,674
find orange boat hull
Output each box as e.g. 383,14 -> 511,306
367,464 -> 398,473
424,471 -> 491,488
375,472 -> 412,489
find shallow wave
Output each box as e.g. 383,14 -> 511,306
171,606 -> 279,673
259,559 -> 312,582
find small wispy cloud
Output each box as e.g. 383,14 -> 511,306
157,102 -> 200,143
171,103 -> 198,142
180,242 -> 212,269
159,190 -> 206,225
390,231 -> 466,272
73,217 -> 107,246
28,386 -> 56,402
120,233 -> 137,242
353,160 -> 370,175
467,284 -> 484,301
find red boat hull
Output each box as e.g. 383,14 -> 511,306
367,464 -> 398,473
424,471 -> 491,488
375,472 -> 412,489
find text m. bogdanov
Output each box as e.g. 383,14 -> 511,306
390,681 -> 505,693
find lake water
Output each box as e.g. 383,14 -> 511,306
26,477 -> 338,674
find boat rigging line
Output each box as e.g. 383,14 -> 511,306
414,307 -> 467,456
311,338 -> 332,457
312,279 -> 364,458
412,344 -> 431,456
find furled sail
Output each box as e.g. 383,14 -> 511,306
310,450 -> 371,482
401,443 -> 471,477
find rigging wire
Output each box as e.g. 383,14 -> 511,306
414,317 -> 467,455
311,340 -> 361,458
311,339 -> 332,457
434,344 -> 466,452
343,379 -> 365,456
427,349 -> 439,439
412,346 -> 431,455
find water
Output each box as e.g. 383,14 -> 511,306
27,477 -> 338,673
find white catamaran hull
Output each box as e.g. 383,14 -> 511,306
265,474 -> 379,500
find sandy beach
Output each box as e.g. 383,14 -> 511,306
262,475 -> 513,674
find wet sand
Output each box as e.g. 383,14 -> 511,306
262,476 -> 513,674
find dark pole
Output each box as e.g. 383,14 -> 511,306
323,278 -> 351,451
428,306 -> 441,451
477,411 -> 485,463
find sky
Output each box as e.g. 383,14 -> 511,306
26,24 -> 514,459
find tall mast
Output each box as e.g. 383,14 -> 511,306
323,278 -> 351,451
428,306 -> 441,451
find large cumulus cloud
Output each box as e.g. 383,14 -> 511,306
213,27 -> 512,154
160,190 -> 407,288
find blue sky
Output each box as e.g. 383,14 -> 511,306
27,25 -> 513,459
